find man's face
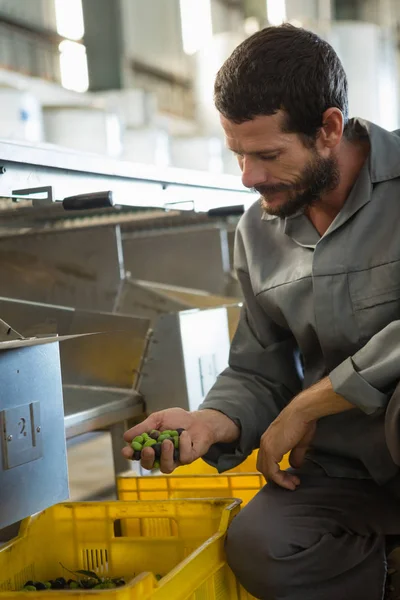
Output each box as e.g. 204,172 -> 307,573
221,112 -> 340,218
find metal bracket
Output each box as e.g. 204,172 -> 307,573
1,402 -> 43,470
11,186 -> 54,206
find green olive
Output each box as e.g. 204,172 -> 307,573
131,441 -> 143,451
143,438 -> 157,447
133,435 -> 144,444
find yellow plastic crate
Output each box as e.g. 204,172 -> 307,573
118,450 -> 290,506
0,499 -> 255,600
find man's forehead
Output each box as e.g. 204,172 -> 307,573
220,118 -> 292,155
220,112 -> 291,147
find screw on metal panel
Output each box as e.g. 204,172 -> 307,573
7,435 -> 12,442
36,426 -> 41,433
0,166 -> 6,174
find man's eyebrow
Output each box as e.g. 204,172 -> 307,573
227,147 -> 283,156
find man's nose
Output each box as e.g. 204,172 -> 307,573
240,157 -> 269,189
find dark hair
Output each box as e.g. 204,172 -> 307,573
214,24 -> 348,140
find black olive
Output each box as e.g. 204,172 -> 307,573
133,450 -> 141,461
55,578 -> 66,586
34,582 -> 47,590
173,448 -> 179,462
51,581 -> 64,590
176,428 -> 185,436
153,443 -> 162,459
24,581 -> 34,587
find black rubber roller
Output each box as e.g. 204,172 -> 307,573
62,191 -> 114,211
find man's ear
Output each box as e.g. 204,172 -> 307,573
318,108 -> 344,150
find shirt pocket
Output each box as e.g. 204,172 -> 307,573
348,260 -> 400,343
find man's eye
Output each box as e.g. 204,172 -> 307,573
260,155 -> 278,161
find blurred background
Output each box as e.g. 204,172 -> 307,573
0,0 -> 397,175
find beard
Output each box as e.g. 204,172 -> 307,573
256,150 -> 340,219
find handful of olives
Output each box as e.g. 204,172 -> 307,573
131,428 -> 185,469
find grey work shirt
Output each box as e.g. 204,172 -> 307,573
200,118 -> 400,485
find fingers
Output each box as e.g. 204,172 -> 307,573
121,445 -> 157,471
123,427 -> 186,473
257,454 -> 300,491
160,440 -> 175,474
140,447 -> 156,471
121,445 -> 133,460
177,430 -> 193,465
270,469 -> 300,491
123,414 -> 161,442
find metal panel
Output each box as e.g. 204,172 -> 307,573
122,226 -> 233,295
178,307 -> 230,411
0,342 -> 68,529
140,307 -> 231,413
138,312 -> 187,414
63,386 -> 143,439
0,297 -> 150,388
1,401 -> 42,469
0,226 -> 123,311
115,277 -> 190,320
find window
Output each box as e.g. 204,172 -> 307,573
55,0 -> 88,92
55,0 -> 84,40
266,0 -> 287,26
59,40 -> 89,93
179,0 -> 213,55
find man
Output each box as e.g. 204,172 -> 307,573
123,24 -> 400,599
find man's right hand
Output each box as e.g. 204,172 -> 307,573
122,407 -> 240,473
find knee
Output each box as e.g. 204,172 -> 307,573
225,488 -> 318,599
226,491 -> 288,599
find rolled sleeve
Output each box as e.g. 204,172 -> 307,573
329,356 -> 388,414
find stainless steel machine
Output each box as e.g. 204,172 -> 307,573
0,139 -> 249,533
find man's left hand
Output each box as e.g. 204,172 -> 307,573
257,405 -> 316,490
257,376 -> 354,490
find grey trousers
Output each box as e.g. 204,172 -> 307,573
226,465 -> 400,600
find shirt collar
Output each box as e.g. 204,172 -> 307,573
361,117 -> 400,183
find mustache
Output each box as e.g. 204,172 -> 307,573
252,183 -> 297,195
